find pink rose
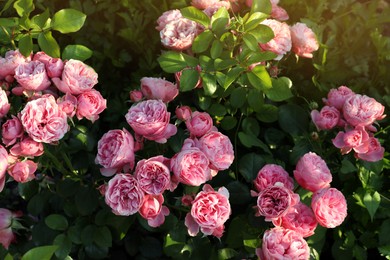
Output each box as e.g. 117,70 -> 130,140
274,202 -> 318,238
332,128 -> 370,155
0,50 -> 30,80
125,99 -> 177,143
139,194 -> 170,228
343,94 -> 385,127
290,23 -> 319,58
0,227 -> 14,249
0,89 -> 11,118
175,106 -> 192,121
52,59 -> 98,95
20,95 -> 69,143
203,2 -> 231,17
57,93 -> 78,118
160,18 -> 200,51
134,155 -> 171,195
0,208 -> 19,249
185,184 -> 231,238
256,183 -> 299,221
8,160 -> 37,183
311,188 -> 347,228
0,146 -> 8,192
140,77 -> 178,103
0,208 -> 14,230
259,19 -> 292,59
33,51 -> 64,78
76,89 -> 107,122
181,194 -> 195,206
105,173 -> 145,216
186,111 -> 213,137
311,106 -> 340,131
196,131 -> 234,171
253,164 -> 294,192
129,90 -> 143,102
156,10 -> 183,31
293,152 -> 332,192
259,227 -> 310,260
355,137 -> 384,162
191,0 -> 221,9
323,86 -> 355,110
95,129 -> 135,176
2,116 -> 23,146
170,147 -> 212,186
10,136 -> 44,157
14,60 -> 51,91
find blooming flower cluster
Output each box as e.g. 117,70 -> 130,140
0,49 -> 106,191
311,85 -> 386,161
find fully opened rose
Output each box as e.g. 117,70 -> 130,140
14,60 -> 51,91
253,164 -> 294,192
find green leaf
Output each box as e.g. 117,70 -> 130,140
199,55 -> 214,70
218,248 -> 238,260
239,153 -> 265,182
211,7 -> 229,36
179,68 -> 199,92
192,30 -> 214,53
4,253 -> 13,260
256,104 -> 278,123
210,39 -> 223,59
0,0 -> 15,16
221,116 -> 237,131
38,31 -> 60,58
140,236 -> 163,258
201,73 -> 217,96
214,58 -> 237,70
242,117 -> 260,136
247,66 -> 272,90
265,77 -> 293,102
251,0 -> 272,15
243,33 -> 259,52
238,132 -> 271,154
0,17 -> 19,27
246,51 -> 277,64
379,219 -> 390,246
180,6 -> 210,28
340,159 -> 358,174
94,226 -> 112,248
182,53 -> 199,67
45,214 -> 68,231
363,191 -> 380,221
18,34 -> 32,57
278,104 -> 309,135
248,24 -> 274,43
226,181 -> 251,205
75,186 -> 99,216
230,87 -> 247,108
208,103 -> 226,117
248,89 -> 264,112
31,9 -> 50,29
13,0 -> 34,17
53,234 -> 72,259
21,246 -> 58,260
158,51 -> 187,73
245,12 -> 269,31
51,9 -> 86,33
62,44 -> 93,61
224,67 -> 245,89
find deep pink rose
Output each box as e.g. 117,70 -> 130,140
140,77 -> 178,103
323,86 -> 355,110
8,160 -> 37,183
33,51 -> 64,78
311,106 -> 340,131
290,22 -> 319,58
185,184 -> 231,238
10,136 -> 44,157
259,19 -> 292,59
14,60 -> 51,91
259,227 -> 310,260
332,128 -> 370,155
256,183 -> 299,221
274,202 -> 318,238
139,194 -> 170,228
196,131 -> 234,171
175,106 -> 192,121
0,50 -> 30,80
0,89 -> 11,118
355,137 -> 384,162
105,173 -> 145,216
293,152 -> 332,192
76,89 -> 107,122
95,128 -> 135,176
311,188 -> 347,228
160,17 -> 200,51
125,99 -> 177,143
186,111 -> 213,137
52,59 -> 98,95
20,95 -> 69,143
2,116 -> 23,146
0,146 -> 8,192
191,0 -> 221,9
343,94 -> 385,127
134,155 -> 171,195
156,10 -> 182,31
57,93 -> 78,118
253,164 -> 294,192
129,90 -> 143,102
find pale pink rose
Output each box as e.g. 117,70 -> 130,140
256,182 -> 299,221
95,128 -> 135,177
140,77 -> 178,103
129,90 -> 143,102
253,164 -> 294,192
160,18 -> 200,51
170,147 -> 212,186
175,106 -> 192,121
191,0 -> 220,9
0,208 -> 14,230
8,160 -> 37,183
343,94 -> 386,127
14,60 -> 51,91
196,131 -> 234,171
293,152 -> 332,192
57,93 -> 77,118
139,194 -> 170,227
185,184 -> 231,238
134,155 -> 171,195
76,89 -> 107,122
290,22 -> 319,58
10,136 -> 44,157
355,137 -> 384,162
0,227 -> 14,249
323,86 -> 355,110
20,95 -> 69,143
105,173 -> 145,216
259,19 -> 292,59
332,128 -> 370,155
311,106 -> 340,131
311,188 -> 347,228
0,146 -> 8,192
2,116 -> 23,146
52,59 -> 98,95
175,66 -> 203,89
125,99 -> 177,143
156,10 -> 183,31
260,227 -> 310,260
271,3 -> 289,21
0,89 -> 11,118
274,202 -> 318,238
33,51 -> 64,78
0,50 -> 30,80
186,111 -> 213,137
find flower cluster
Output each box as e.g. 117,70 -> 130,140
0,49 -> 106,191
311,85 -> 386,161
